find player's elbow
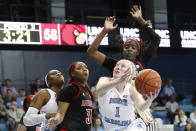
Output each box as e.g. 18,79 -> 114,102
23,115 -> 34,126
86,47 -> 94,56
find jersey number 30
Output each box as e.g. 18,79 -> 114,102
86,109 -> 92,124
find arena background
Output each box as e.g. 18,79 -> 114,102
0,0 -> 196,131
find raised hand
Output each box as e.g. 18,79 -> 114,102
130,5 -> 142,21
118,68 -> 131,83
104,16 -> 118,32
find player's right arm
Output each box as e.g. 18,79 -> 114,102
87,16 -> 118,65
23,89 -> 49,126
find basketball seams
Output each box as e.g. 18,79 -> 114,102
135,69 -> 162,96
144,80 -> 162,89
141,69 -> 153,82
135,78 -> 143,94
137,75 -> 143,94
143,83 -> 148,95
136,69 -> 152,95
144,77 -> 161,84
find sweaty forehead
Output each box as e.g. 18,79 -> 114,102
75,62 -> 86,67
48,70 -> 59,75
124,40 -> 138,47
117,60 -> 130,66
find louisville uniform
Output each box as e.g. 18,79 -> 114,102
102,24 -> 160,131
102,24 -> 161,74
98,83 -> 146,131
57,82 -> 92,131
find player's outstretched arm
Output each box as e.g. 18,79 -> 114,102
87,16 -> 118,65
23,90 -> 48,126
47,101 -> 70,128
130,5 -> 147,27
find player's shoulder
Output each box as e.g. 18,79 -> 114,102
33,89 -> 50,100
63,83 -> 80,91
37,89 -> 49,95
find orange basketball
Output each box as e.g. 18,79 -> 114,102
135,69 -> 162,96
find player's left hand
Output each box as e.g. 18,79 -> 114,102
130,5 -> 142,20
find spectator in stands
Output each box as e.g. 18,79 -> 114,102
190,107 -> 196,131
30,78 -> 44,94
16,88 -> 26,108
161,80 -> 175,99
185,122 -> 194,131
4,89 -> 16,109
3,79 -> 18,98
6,101 -> 24,131
156,79 -> 176,106
174,108 -> 187,131
0,94 -> 7,121
17,95 -> 36,131
166,94 -> 179,123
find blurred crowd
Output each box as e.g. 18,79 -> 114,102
1,78 -> 196,131
0,78 -> 45,131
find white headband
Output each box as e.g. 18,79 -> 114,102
45,74 -> 49,87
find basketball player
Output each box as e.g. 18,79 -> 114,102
87,5 -> 160,130
97,59 -> 159,131
17,95 -> 35,131
47,62 -> 94,131
87,5 -> 160,74
23,70 -> 65,131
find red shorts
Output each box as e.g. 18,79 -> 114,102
60,129 -> 68,131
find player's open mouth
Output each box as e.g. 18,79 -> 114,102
115,71 -> 120,74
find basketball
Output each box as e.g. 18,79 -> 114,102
135,69 -> 162,96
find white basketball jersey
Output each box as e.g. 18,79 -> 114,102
40,89 -> 58,131
98,83 -> 136,131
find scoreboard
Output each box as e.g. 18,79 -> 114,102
0,22 -> 41,44
0,21 -> 87,46
0,21 -> 196,48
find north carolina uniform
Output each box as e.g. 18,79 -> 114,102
39,89 -> 58,131
98,83 -> 146,131
101,24 -> 160,131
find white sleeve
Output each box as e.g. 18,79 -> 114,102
23,107 -> 46,126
